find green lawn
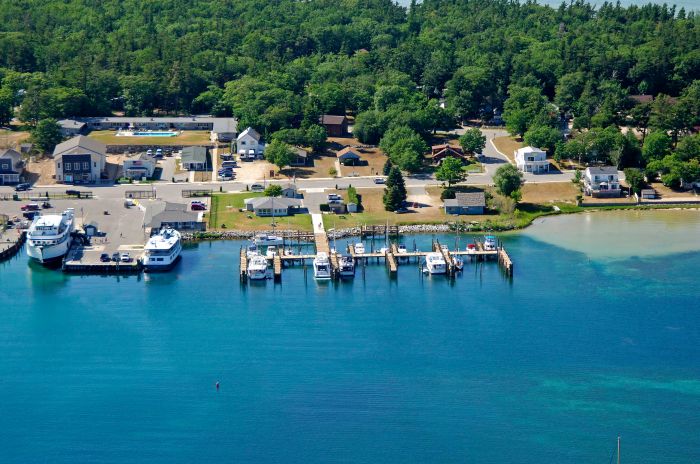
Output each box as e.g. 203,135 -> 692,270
88,130 -> 213,146
207,192 -> 313,231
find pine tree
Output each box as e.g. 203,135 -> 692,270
383,166 -> 407,211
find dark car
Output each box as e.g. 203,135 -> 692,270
111,252 -> 120,262
22,211 -> 38,220
66,189 -> 80,196
100,253 -> 111,262
191,201 -> 207,211
14,183 -> 31,191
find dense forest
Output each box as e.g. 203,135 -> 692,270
1,0 -> 699,182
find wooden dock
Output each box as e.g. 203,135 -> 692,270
0,230 -> 26,262
498,247 -> 513,277
239,248 -> 248,282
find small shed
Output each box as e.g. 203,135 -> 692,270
444,192 -> 486,215
640,189 -> 656,199
83,223 -> 99,237
337,147 -> 361,166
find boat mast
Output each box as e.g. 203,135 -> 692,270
617,436 -> 620,464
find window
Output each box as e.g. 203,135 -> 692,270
94,162 -> 97,168
65,162 -> 71,171
83,162 -> 89,170
57,163 -> 61,169
241,141 -> 246,145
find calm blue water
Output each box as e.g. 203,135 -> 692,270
1,233 -> 699,463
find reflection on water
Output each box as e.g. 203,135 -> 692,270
524,209 -> 700,259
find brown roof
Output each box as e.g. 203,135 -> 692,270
336,147 -> 361,159
319,115 -> 347,126
629,95 -> 653,104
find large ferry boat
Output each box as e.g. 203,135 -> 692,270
143,228 -> 182,271
26,208 -> 75,264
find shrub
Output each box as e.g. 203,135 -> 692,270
440,188 -> 456,200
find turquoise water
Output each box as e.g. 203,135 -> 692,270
1,231 -> 700,463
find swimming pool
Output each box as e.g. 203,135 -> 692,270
116,130 -> 179,137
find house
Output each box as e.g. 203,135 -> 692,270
584,166 -> 621,197
319,115 -> 348,137
280,183 -> 301,199
444,192 -> 486,215
236,127 -> 264,159
123,153 -> 157,179
337,147 -> 361,166
640,189 -> 656,199
244,197 -> 302,217
290,147 -> 309,167
0,148 -> 23,184
73,116 -> 238,141
515,146 -> 549,173
57,119 -> 87,137
430,144 -> 466,165
145,201 -> 205,231
180,146 -> 208,171
53,135 -> 106,184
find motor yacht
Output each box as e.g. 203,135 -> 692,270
484,235 -> 497,251
247,254 -> 269,280
424,252 -> 447,275
143,228 -> 182,271
338,255 -> 355,278
354,242 -> 365,254
313,252 -> 332,279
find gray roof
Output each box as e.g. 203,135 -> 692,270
76,115 -> 237,131
145,201 -> 201,228
320,115 -> 347,125
641,189 -> 656,195
587,166 -> 618,175
444,192 -> 486,208
181,146 -> 207,164
245,197 -> 302,209
294,147 -> 308,158
0,148 -> 21,162
53,135 -> 106,158
238,127 -> 261,141
57,119 -> 86,129
125,152 -> 156,164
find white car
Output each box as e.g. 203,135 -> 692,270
120,252 -> 131,263
373,177 -> 386,184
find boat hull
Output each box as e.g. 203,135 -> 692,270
26,237 -> 72,264
144,255 -> 181,272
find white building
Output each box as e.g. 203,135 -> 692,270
584,166 -> 621,197
67,116 -> 238,142
237,127 -> 264,159
123,153 -> 156,179
514,146 -> 549,173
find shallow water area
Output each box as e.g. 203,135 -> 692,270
524,209 -> 700,259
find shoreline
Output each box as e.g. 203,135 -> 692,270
184,203 -> 700,241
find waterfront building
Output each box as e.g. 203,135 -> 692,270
53,135 -> 106,184
0,148 -> 23,185
515,146 -> 550,173
584,166 -> 621,197
244,197 -> 302,217
146,201 -> 205,232
444,192 -> 486,215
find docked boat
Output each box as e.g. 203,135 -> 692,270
453,256 -> 464,271
265,246 -> 277,259
254,234 -> 283,246
26,208 -> 75,264
424,252 -> 447,275
246,243 -> 259,259
247,254 -> 269,280
143,228 -> 182,271
354,242 -> 365,254
338,255 -> 355,278
313,252 -> 332,279
397,244 -> 407,253
484,235 -> 497,251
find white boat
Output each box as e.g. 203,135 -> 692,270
453,256 -> 464,271
354,242 -> 365,254
247,254 -> 269,280
484,235 -> 497,251
254,234 -> 283,246
424,252 -> 447,274
338,255 -> 355,278
397,244 -> 407,253
313,252 -> 332,279
246,243 -> 258,259
379,246 -> 389,254
265,246 -> 277,259
143,228 -> 182,271
26,208 -> 75,263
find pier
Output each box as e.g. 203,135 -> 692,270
0,230 -> 26,262
240,228 -> 514,282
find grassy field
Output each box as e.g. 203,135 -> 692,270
0,129 -> 30,148
521,182 -> 580,204
207,192 -> 313,231
88,130 -> 212,146
491,136 -> 522,162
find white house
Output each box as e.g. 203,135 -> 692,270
123,153 -> 157,179
244,196 -> 302,217
53,136 -> 106,184
237,127 -> 264,159
584,166 -> 621,197
514,146 -> 549,173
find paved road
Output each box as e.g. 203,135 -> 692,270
0,127 -> 580,202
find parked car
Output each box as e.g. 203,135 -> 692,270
21,203 -> 40,211
373,177 -> 386,184
120,252 -> 131,263
111,252 -> 120,262
14,183 -> 30,191
250,184 -> 265,192
65,189 -> 80,196
221,161 -> 238,168
100,253 -> 111,262
191,201 -> 207,211
146,149 -> 153,156
327,193 -> 342,201
22,211 -> 38,220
